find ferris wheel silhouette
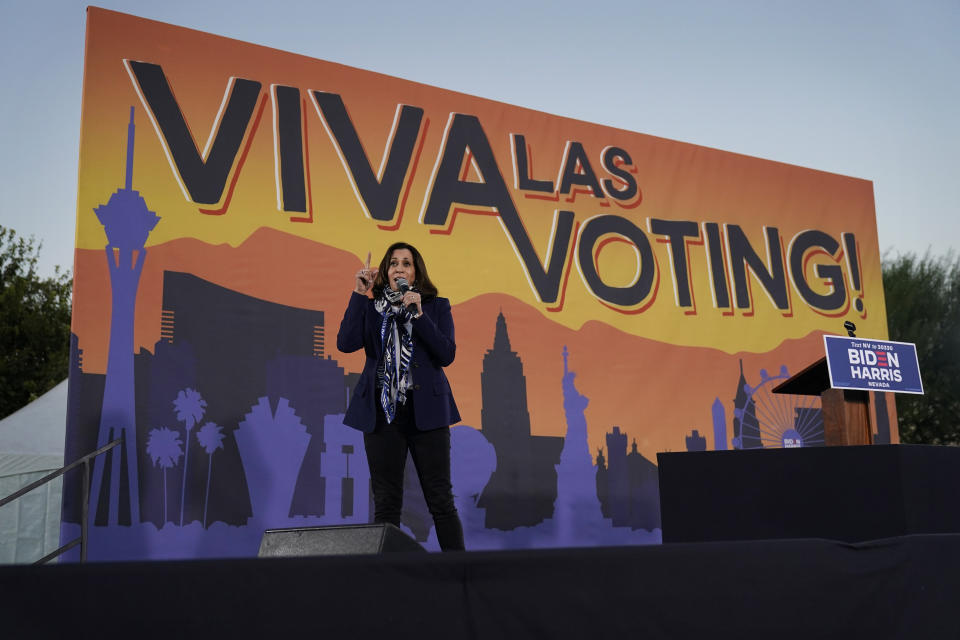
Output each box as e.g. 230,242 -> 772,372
732,365 -> 824,449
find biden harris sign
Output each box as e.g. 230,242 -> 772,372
824,335 -> 923,394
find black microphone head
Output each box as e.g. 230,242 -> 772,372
395,277 -> 410,293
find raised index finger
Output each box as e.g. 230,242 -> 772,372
365,251 -> 371,270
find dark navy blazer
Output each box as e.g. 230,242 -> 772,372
336,291 -> 461,432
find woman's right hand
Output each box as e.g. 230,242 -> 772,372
354,251 -> 378,295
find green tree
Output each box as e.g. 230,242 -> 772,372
882,251 -> 960,444
0,225 -> 72,419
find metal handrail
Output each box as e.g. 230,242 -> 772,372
0,438 -> 122,564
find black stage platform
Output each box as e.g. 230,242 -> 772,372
4,534 -> 960,638
658,445 -> 960,544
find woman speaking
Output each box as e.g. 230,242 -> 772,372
336,242 -> 464,551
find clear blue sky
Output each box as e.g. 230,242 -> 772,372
1,0 -> 957,279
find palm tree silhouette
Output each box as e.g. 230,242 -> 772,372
173,388 -> 207,526
195,421 -> 226,529
146,427 -> 183,525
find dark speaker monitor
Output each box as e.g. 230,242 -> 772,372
258,523 -> 426,557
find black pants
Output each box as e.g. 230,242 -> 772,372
364,397 -> 465,551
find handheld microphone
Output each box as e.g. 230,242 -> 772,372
395,277 -> 419,316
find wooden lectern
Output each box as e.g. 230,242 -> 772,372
772,357 -> 872,446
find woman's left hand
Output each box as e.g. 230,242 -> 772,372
402,290 -> 422,317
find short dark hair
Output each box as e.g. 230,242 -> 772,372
372,242 -> 439,299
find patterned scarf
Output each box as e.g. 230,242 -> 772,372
375,287 -> 415,423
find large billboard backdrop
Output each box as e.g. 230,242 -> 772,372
64,8 -> 897,558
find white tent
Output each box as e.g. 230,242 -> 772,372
0,379 -> 67,563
